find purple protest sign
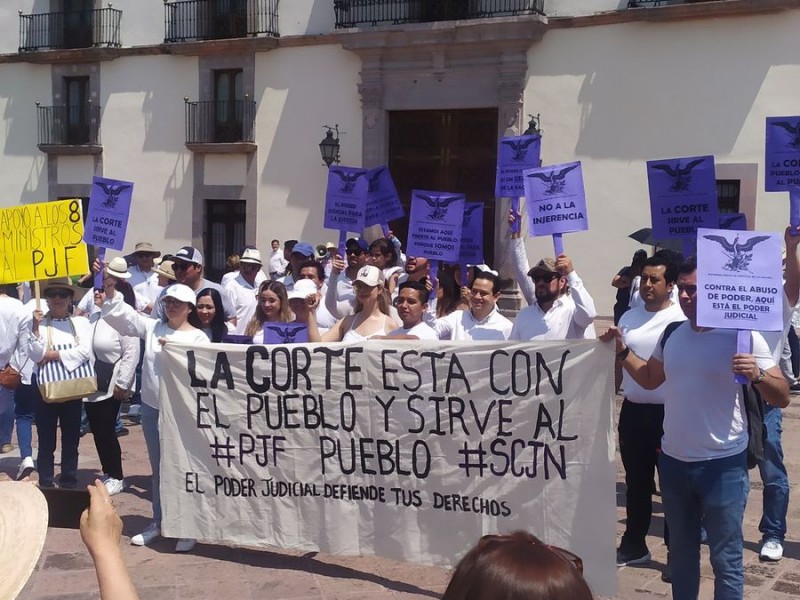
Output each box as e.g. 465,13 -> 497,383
458,202 -> 484,266
362,166 -> 404,227
495,134 -> 542,198
696,227 -> 783,332
647,155 -> 719,240
719,213 -> 747,231
83,176 -> 133,251
262,323 -> 308,345
324,166 -> 367,232
406,190 -> 465,263
766,116 -> 800,192
523,161 -> 588,237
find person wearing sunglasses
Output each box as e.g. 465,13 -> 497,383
442,531 -> 593,600
101,282 -> 208,553
26,278 -> 93,489
508,255 -> 597,341
324,237 -> 370,319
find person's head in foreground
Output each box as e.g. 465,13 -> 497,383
442,531 -> 593,600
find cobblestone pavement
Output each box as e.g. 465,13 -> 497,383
4,342 -> 800,599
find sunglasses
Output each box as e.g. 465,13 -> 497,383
241,263 -> 260,271
44,290 -> 72,299
172,262 -> 193,271
479,534 -> 583,574
346,248 -> 363,256
532,272 -> 560,283
163,297 -> 187,307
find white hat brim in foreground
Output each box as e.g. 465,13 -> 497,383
0,482 -> 48,600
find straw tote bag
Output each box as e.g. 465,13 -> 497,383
37,317 -> 97,404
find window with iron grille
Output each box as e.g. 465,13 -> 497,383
213,69 -> 244,143
64,76 -> 91,145
716,179 -> 740,214
205,199 -> 246,282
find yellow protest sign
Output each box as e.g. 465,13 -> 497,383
0,199 -> 89,284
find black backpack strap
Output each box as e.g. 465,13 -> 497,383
659,320 -> 684,351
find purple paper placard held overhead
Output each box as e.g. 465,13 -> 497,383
363,166 -> 405,227
647,155 -> 719,240
696,227 -> 783,332
324,166 -> 367,232
83,176 -> 134,251
495,134 -> 542,198
406,190 -> 465,263
262,322 -> 309,345
766,116 -> 800,192
523,161 -> 588,237
458,202 -> 484,266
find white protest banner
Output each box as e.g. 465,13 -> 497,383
159,340 -> 616,595
697,228 -> 784,331
0,199 -> 89,284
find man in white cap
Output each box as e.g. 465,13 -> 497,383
225,247 -> 263,335
152,246 -> 236,324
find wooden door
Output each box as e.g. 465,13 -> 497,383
388,108 -> 498,266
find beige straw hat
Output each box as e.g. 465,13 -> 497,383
0,481 -> 49,599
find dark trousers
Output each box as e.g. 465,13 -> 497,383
619,399 -> 669,550
85,399 -> 123,480
789,326 -> 799,378
33,380 -> 82,488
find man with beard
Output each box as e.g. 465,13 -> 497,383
508,254 -> 597,340
325,237 -> 369,318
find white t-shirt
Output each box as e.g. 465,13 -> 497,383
618,302 -> 686,404
652,323 -> 774,462
435,308 -> 512,341
0,295 -> 25,368
759,290 -> 795,364
225,273 -> 259,335
389,322 -> 439,340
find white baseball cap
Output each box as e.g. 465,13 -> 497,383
287,278 -> 318,300
355,265 -> 384,287
163,284 -> 197,306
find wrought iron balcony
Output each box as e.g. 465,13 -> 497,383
185,99 -> 256,144
627,0 -> 717,6
19,8 -> 122,52
37,104 -> 101,147
164,0 -> 279,43
334,0 -> 545,28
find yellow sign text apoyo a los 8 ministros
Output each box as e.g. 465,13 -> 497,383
0,199 -> 90,283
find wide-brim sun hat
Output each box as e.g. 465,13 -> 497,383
106,257 -> 131,280
154,260 -> 177,281
40,277 -> 78,296
0,481 -> 48,600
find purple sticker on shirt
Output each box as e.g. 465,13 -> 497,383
83,176 -> 134,251
458,202 -> 484,266
495,134 -> 542,198
647,155 -> 719,240
363,166 -> 405,227
406,190 -> 465,262
766,116 -> 800,192
324,166 -> 367,232
262,323 -> 309,345
523,161 -> 588,237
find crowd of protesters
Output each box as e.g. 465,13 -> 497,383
1,216 -> 798,600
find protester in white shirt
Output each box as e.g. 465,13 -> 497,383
225,248 -> 264,335
295,260 -> 337,332
126,243 -> 161,309
381,280 -> 439,340
325,237 -> 370,318
435,271 -> 512,341
0,285 -> 25,455
268,239 -> 289,279
509,255 -> 597,341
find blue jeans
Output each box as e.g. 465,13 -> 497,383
0,385 -> 15,445
141,403 -> 162,523
758,404 -> 789,543
659,450 -> 748,600
14,383 -> 36,459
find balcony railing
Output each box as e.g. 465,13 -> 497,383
185,99 -> 256,144
164,0 -> 279,42
334,0 -> 545,28
627,0 -> 717,6
19,8 -> 122,52
37,104 -> 101,147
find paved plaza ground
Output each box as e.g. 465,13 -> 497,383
4,342 -> 800,599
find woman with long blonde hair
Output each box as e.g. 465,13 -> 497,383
308,266 -> 398,342
246,281 -> 292,343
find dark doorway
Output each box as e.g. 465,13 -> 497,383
205,199 -> 246,282
64,76 -> 91,145
213,69 -> 244,142
388,108 -> 498,267
63,0 -> 94,49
